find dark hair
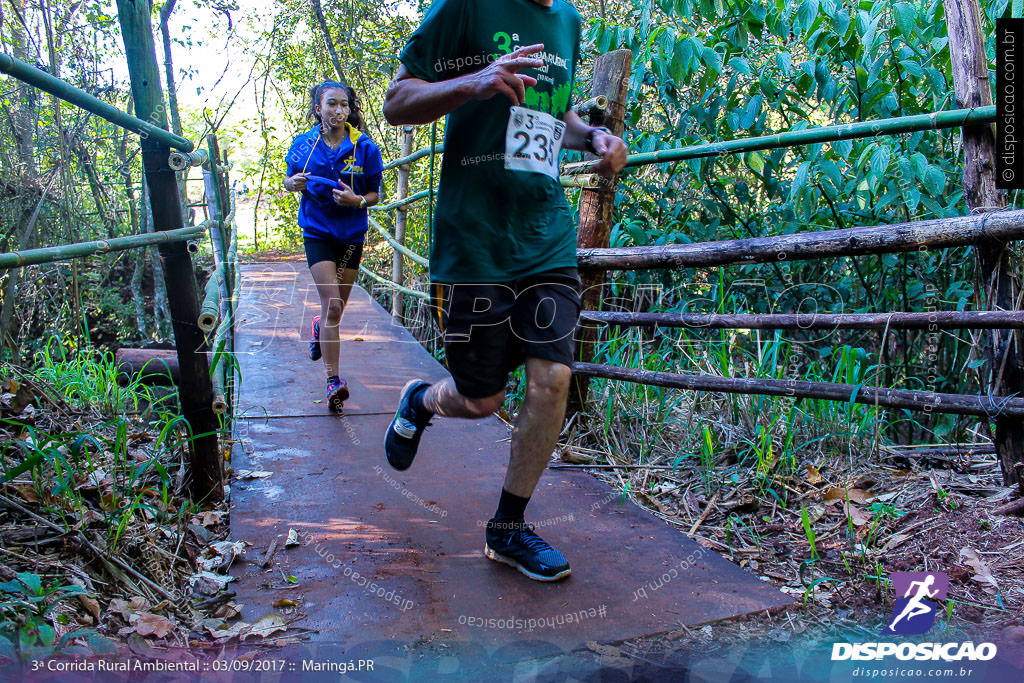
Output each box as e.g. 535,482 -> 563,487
308,80 -> 364,131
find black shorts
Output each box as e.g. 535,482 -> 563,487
430,268 -> 582,399
304,238 -> 364,270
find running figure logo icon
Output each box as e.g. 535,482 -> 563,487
883,571 -> 949,635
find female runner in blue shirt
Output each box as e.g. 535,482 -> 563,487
284,81 -> 384,412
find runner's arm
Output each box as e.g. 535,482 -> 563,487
384,46 -> 545,125
561,109 -> 628,176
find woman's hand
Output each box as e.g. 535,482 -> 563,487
332,180 -> 363,207
285,173 -> 309,192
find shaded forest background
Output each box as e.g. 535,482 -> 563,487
0,0 -> 1015,467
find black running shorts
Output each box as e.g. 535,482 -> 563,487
430,268 -> 582,399
304,238 -> 364,270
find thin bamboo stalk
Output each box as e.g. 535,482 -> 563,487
0,52 -> 194,152
572,362 -> 1024,418
370,190 -> 431,212
565,106 -> 997,172
199,270 -> 222,332
168,148 -> 209,171
574,95 -> 609,113
561,174 -> 601,188
0,224 -> 207,270
577,209 -> 1024,270
368,218 -> 429,267
359,265 -> 430,300
381,144 -> 444,172
580,310 -> 1024,330
393,126 -> 414,319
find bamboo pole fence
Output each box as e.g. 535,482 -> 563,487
0,52 -> 194,152
0,224 -> 208,269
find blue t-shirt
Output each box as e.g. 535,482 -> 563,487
286,123 -> 384,244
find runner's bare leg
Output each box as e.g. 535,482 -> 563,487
309,262 -> 357,376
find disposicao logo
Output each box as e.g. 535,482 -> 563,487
830,571 -> 997,662
884,571 -> 948,636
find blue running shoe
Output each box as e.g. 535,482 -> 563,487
484,518 -> 571,582
309,316 -> 322,361
384,379 -> 432,470
326,376 -> 349,413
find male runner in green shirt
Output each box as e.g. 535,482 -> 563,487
382,0 -> 627,581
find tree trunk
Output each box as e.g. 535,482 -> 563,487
118,129 -> 150,339
0,174 -> 59,354
117,0 -> 223,503
140,174 -> 172,338
159,0 -> 190,219
944,0 -> 1024,490
310,0 -> 346,83
70,136 -> 120,238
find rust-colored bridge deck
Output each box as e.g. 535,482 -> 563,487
229,262 -> 791,651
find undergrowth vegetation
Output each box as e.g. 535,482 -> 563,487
0,340 -> 219,661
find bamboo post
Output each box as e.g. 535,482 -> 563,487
116,0 -> 222,503
569,49 -> 632,413
393,126 -> 414,319
945,0 -> 1024,490
203,136 -> 233,338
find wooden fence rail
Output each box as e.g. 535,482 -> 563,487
579,310 -> 1024,331
577,209 -> 1024,271
572,362 -> 1024,419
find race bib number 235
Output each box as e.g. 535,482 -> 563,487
504,106 -> 565,180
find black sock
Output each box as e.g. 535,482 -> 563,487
494,488 -> 530,523
410,383 -> 433,416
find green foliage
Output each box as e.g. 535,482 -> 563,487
0,572 -> 115,663
33,336 -> 160,417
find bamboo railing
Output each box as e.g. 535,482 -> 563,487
360,93 -> 1022,486
0,12 -> 238,501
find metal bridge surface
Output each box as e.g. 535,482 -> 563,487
228,262 -> 792,651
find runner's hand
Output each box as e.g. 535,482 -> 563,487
285,173 -> 309,192
590,131 -> 628,176
332,180 -> 361,207
464,44 -> 545,106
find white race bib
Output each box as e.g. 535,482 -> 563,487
504,106 -> 565,180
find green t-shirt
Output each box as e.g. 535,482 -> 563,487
400,0 -> 582,283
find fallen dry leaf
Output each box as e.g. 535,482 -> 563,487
133,612 -> 177,638
109,597 -> 150,621
804,466 -> 824,485
235,469 -> 273,480
285,529 -> 301,547
586,641 -> 622,657
824,487 -> 874,505
204,613 -> 288,642
78,594 -> 101,622
803,504 -> 826,525
272,598 -> 298,609
960,547 -> 999,593
213,602 -> 242,620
